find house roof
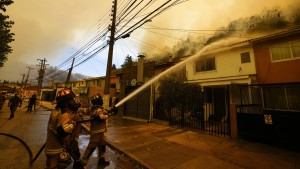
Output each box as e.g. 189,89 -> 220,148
200,38 -> 253,56
197,27 -> 300,56
251,26 -> 300,43
0,85 -> 15,93
24,86 -> 38,91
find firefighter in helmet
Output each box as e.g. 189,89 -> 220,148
44,88 -> 83,169
82,94 -> 113,167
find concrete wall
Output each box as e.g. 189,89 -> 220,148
186,45 -> 256,85
253,37 -> 300,84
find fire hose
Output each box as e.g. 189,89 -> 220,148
0,107 -> 117,164
0,132 -> 45,163
0,117 -> 105,164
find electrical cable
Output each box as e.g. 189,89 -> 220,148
116,0 -> 172,40
116,0 -> 153,36
47,0 -> 190,79
120,39 -> 137,56
48,1 -> 163,73
130,37 -> 164,51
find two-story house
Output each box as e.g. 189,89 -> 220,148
237,27 -> 300,150
184,39 -> 257,137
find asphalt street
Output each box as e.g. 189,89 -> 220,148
0,101 -> 141,169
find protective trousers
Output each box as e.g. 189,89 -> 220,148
82,132 -> 105,164
10,106 -> 18,118
45,155 -> 59,169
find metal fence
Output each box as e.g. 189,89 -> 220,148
237,83 -> 300,151
155,84 -> 230,137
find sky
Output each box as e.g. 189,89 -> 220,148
0,0 -> 297,83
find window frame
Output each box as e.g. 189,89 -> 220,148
240,52 -> 251,63
195,56 -> 216,73
270,39 -> 300,62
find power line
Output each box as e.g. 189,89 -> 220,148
50,0 -> 190,78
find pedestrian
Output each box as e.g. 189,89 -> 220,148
27,93 -> 37,113
8,93 -> 22,119
0,91 -> 7,113
44,88 -> 83,169
82,94 -> 115,167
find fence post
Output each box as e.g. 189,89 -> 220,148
230,104 -> 238,139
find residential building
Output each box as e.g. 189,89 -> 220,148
184,39 -> 257,137
236,27 -> 300,150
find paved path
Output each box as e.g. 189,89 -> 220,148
1,100 -> 300,169
41,101 -> 300,169
105,116 -> 300,169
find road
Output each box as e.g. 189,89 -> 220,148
0,101 -> 141,169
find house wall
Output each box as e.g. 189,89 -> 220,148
88,86 -> 102,97
253,37 -> 300,84
87,79 -> 99,87
186,46 -> 256,85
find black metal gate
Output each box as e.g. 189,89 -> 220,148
237,83 -> 300,151
124,86 -> 150,120
155,84 -> 230,137
201,86 -> 230,136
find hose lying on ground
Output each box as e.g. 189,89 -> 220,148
0,110 -> 115,164
0,132 -> 45,164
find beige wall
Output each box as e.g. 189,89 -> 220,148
186,44 -> 256,86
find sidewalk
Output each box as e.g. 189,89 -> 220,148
41,101 -> 300,169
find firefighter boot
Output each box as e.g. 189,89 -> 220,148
98,157 -> 110,166
73,159 -> 85,169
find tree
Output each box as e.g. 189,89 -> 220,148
121,55 -> 133,68
0,0 -> 14,67
155,73 -> 203,122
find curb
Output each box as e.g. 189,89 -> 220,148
105,139 -> 154,169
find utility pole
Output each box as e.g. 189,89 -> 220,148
65,58 -> 75,88
20,73 -> 25,94
24,67 -> 33,88
37,58 -> 47,95
104,0 -> 117,109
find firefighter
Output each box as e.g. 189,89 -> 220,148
44,88 -> 83,169
82,94 -> 114,167
69,106 -> 85,169
8,93 -> 22,119
0,91 -> 6,112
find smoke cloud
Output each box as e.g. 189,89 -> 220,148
0,0 -> 298,82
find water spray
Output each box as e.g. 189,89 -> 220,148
115,45 -> 211,108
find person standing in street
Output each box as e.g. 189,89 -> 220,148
0,91 -> 7,113
44,88 -> 83,169
82,94 -> 110,167
8,93 -> 22,119
27,93 -> 37,113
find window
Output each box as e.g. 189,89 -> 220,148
263,85 -> 300,111
195,57 -> 215,72
291,40 -> 300,58
241,52 -> 251,63
270,40 -> 300,62
79,88 -> 88,94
